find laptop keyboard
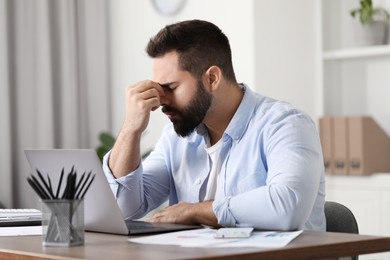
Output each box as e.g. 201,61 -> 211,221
0,209 -> 42,227
0,208 -> 42,219
126,220 -> 162,230
125,219 -> 202,235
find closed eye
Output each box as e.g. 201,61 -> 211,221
160,82 -> 178,91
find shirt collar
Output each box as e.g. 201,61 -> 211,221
223,83 -> 257,143
193,83 -> 257,144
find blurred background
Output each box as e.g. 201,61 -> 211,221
1,0 -> 390,212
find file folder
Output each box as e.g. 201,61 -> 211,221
319,117 -> 334,174
348,116 -> 390,175
333,117 -> 348,175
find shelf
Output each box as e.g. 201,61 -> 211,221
323,45 -> 390,61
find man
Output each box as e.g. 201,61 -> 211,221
103,19 -> 326,231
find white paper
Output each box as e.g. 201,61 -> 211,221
129,228 -> 303,248
213,230 -> 303,248
0,226 -> 42,236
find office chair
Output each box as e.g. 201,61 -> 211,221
325,201 -> 359,260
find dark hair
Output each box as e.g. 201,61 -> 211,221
146,20 -> 237,83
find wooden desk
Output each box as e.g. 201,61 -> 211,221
0,231 -> 390,260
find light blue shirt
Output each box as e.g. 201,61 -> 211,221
103,84 -> 326,231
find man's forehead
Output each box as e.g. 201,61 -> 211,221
153,51 -> 179,66
152,52 -> 180,82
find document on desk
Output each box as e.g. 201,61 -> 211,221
128,228 -> 303,248
0,226 -> 42,236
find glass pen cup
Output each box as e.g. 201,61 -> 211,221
41,199 -> 84,247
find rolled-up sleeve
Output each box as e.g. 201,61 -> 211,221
212,197 -> 237,227
102,151 -> 145,219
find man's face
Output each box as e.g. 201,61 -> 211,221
153,52 -> 212,137
162,80 -> 212,137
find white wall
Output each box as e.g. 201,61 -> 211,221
108,0 -> 318,151
108,0 -> 256,153
254,0 -> 319,120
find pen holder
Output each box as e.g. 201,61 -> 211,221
41,199 -> 84,247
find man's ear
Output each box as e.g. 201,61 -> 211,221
205,66 -> 222,91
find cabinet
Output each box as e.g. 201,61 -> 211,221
320,1 -> 390,259
326,174 -> 390,260
319,0 -> 390,135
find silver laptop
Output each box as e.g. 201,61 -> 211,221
24,149 -> 201,235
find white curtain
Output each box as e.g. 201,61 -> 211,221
0,0 -> 111,208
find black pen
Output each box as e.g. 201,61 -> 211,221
79,174 -> 95,199
74,171 -> 86,196
36,169 -> 55,199
75,171 -> 91,199
55,168 -> 64,199
47,174 -> 53,197
63,166 -> 74,198
28,167 -> 95,201
30,175 -> 51,199
69,172 -> 76,199
27,177 -> 47,199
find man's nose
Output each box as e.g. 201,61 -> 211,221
159,92 -> 169,105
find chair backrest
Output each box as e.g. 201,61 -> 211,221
324,201 -> 359,234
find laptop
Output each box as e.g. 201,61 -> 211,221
24,149 -> 201,235
0,208 -> 42,227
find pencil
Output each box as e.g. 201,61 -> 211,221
55,168 -> 64,199
79,174 -> 95,199
36,169 -> 55,199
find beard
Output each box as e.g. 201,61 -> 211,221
162,81 -> 212,137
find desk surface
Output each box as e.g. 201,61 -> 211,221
0,231 -> 390,260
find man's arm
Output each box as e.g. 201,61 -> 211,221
109,81 -> 164,178
149,200 -> 220,228
213,112 -> 325,231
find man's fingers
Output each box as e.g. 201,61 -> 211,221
133,80 -> 165,97
139,87 -> 161,99
125,81 -> 164,113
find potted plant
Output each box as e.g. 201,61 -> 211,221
96,132 -> 116,162
96,132 -> 152,162
350,0 -> 390,45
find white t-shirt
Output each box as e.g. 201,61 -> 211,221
203,138 -> 224,201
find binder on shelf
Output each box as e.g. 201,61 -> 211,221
319,117 -> 334,174
347,116 -> 390,176
333,117 -> 349,175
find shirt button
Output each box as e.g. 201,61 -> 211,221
195,179 -> 201,185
